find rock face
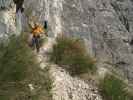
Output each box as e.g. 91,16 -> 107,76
24,0 -> 63,37
61,0 -> 133,81
24,0 -> 133,82
0,0 -> 17,42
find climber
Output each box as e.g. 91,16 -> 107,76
43,20 -> 48,36
31,23 -> 45,52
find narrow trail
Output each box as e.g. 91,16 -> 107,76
36,37 -> 102,100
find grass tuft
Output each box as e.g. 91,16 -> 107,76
99,74 -> 133,100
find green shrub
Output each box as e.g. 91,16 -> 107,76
50,36 -> 96,75
99,74 -> 133,100
0,35 -> 38,82
0,35 -> 52,100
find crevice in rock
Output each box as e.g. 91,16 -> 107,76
110,2 -> 121,12
130,0 -> 133,2
119,15 -> 130,32
129,39 -> 133,45
0,6 -> 6,10
13,0 -> 24,12
111,2 -> 130,32
116,61 -> 128,65
117,0 -> 125,2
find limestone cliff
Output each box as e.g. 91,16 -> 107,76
0,0 -> 133,99
0,0 -> 16,42
23,0 -> 133,82
0,0 -> 133,88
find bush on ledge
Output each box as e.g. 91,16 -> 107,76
50,36 -> 96,75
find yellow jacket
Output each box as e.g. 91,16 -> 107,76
32,25 -> 44,36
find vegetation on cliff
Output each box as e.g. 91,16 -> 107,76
0,34 -> 52,100
50,36 -> 96,76
99,74 -> 133,100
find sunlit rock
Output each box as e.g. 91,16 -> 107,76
23,0 -> 133,82
0,0 -> 17,43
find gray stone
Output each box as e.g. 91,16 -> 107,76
50,65 -> 102,100
23,0 -> 133,82
0,0 -> 20,42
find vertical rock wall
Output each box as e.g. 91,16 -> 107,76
23,0 -> 133,81
61,0 -> 133,81
0,0 -> 18,42
24,0 -> 64,37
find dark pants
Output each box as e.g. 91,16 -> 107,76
32,35 -> 40,52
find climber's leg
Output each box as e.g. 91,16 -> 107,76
31,36 -> 36,50
35,36 -> 40,53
